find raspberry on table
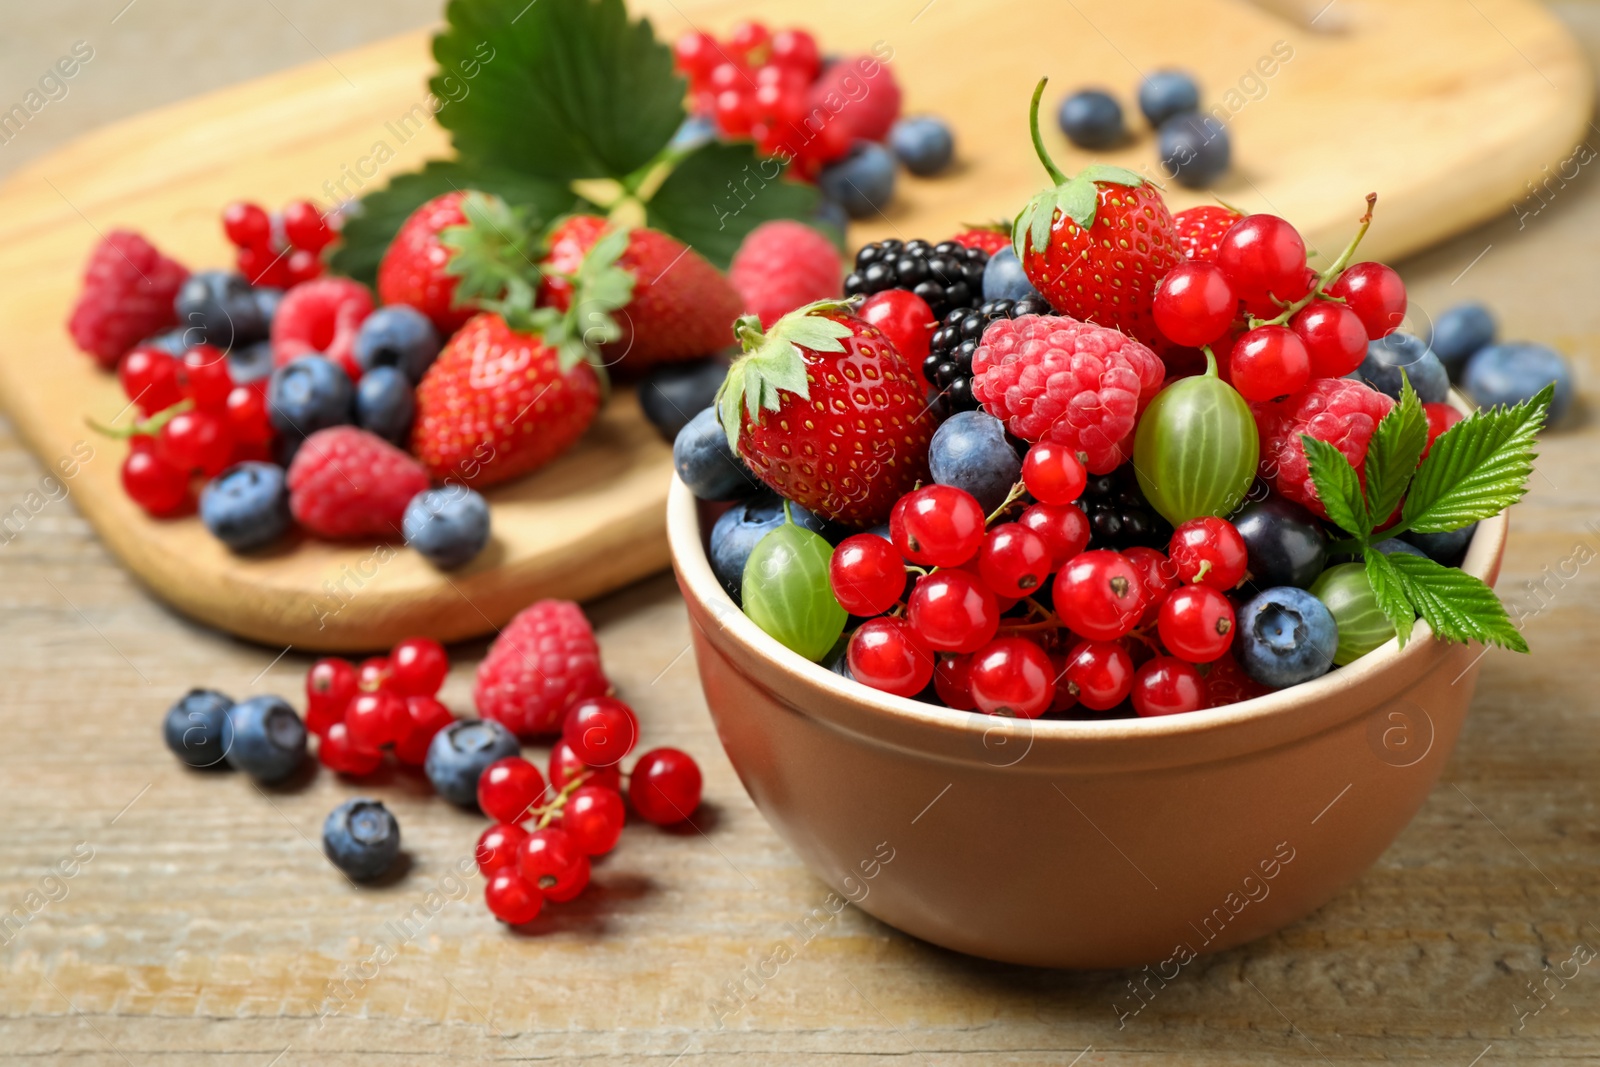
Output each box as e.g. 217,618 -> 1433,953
971,314 -> 1166,474
67,230 -> 189,368
473,599 -> 608,738
729,220 -> 843,328
1252,377 -> 1394,518
285,426 -> 430,539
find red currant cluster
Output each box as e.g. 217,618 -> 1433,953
112,344 -> 275,515
475,697 -> 703,925
831,442 -> 1269,718
304,637 -> 457,773
1153,198 -> 1407,402
222,200 -> 335,289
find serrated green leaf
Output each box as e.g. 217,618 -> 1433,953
1363,549 -> 1416,645
432,0 -> 685,182
1076,164 -> 1147,188
716,366 -> 747,452
1386,553 -> 1528,652
440,191 -> 544,307
326,161 -> 580,286
644,140 -> 818,269
1302,435 -> 1371,538
1055,176 -> 1101,228
1402,385 -> 1551,534
1363,375 -> 1428,524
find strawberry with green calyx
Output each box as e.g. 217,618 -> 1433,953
716,300 -> 932,527
1012,77 -> 1182,351
438,191 -> 549,320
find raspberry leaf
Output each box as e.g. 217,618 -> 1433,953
1363,549 -> 1416,646
1362,375 -> 1427,524
645,141 -> 818,269
1384,553 -> 1527,652
716,303 -> 853,450
1301,435 -> 1371,538
1400,384 -> 1551,534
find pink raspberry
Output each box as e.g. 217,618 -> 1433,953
971,314 -> 1166,474
729,221 -> 842,327
808,54 -> 901,142
286,426 -> 429,538
67,230 -> 189,369
270,276 -> 374,380
1253,377 -> 1394,518
474,600 -> 609,738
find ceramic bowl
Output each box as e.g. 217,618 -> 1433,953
667,477 -> 1507,968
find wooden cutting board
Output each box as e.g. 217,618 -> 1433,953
0,0 -> 1586,652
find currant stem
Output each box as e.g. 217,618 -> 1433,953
532,770 -> 593,830
85,397 -> 194,440
1027,78 -> 1068,185
986,480 -> 1029,525
1249,192 -> 1380,330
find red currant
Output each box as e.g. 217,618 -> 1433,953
476,822 -> 529,876
388,636 -> 448,697
282,200 -> 334,253
673,30 -> 722,83
484,869 -> 543,924
1290,300 -> 1367,379
517,827 -> 590,902
121,449 -> 189,516
562,696 -> 638,768
708,60 -> 747,92
1019,503 -> 1091,569
728,19 -> 770,58
562,785 -> 625,855
478,756 -> 547,823
118,346 -> 183,415
318,720 -> 382,776
1053,549 -> 1146,641
1423,402 -> 1463,457
394,695 -> 455,766
1064,640 -> 1135,711
180,345 -> 233,410
848,618 -> 935,697
829,533 -> 906,617
1230,326 -> 1310,402
714,88 -> 756,135
222,201 -> 271,248
237,244 -> 287,288
356,656 -> 391,693
1049,654 -> 1078,713
1168,517 -> 1248,589
977,523 -> 1052,599
158,409 -> 233,476
891,485 -> 987,567
1328,261 -> 1406,340
548,739 -> 623,793
932,654 -> 976,710
1122,545 -> 1177,625
1153,262 -> 1237,347
1158,585 -> 1236,663
768,28 -> 820,77
345,691 -> 407,750
1217,214 -> 1308,307
968,637 -> 1054,718
753,80 -> 806,126
907,570 -> 1000,653
284,247 -> 323,286
305,656 -> 357,736
628,748 -> 703,826
859,289 -> 937,368
1021,442 -> 1088,505
224,385 -> 274,446
1131,656 -> 1207,717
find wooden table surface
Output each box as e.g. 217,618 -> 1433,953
4,2 -> 1600,1064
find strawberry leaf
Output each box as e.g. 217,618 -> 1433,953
1363,549 -> 1416,646
715,302 -> 853,450
645,141 -> 818,269
1076,164 -> 1148,188
1401,384 -> 1550,534
1362,374 -> 1428,524
1301,435 -> 1371,538
1385,553 -> 1527,652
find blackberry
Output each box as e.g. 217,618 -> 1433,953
1080,465 -> 1172,550
922,296 -> 1054,416
843,238 -> 987,320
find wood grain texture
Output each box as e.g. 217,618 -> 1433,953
0,0 -> 1590,653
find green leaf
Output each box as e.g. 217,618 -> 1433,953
644,141 -> 818,269
1386,553 -> 1528,652
440,190 -> 543,309
1363,549 -> 1416,646
1402,385 -> 1551,533
1363,375 -> 1428,524
1054,177 -> 1101,229
714,302 -> 852,450
326,160 -> 580,286
432,0 -> 685,182
1301,435 -> 1371,538
1076,164 -> 1148,188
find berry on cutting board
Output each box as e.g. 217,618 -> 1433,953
68,230 -> 189,369
403,486 -> 491,570
639,358 -> 729,441
267,355 -> 353,440
286,426 -> 430,539
1057,88 -> 1125,149
322,799 -> 402,881
174,269 -> 270,352
269,276 -> 374,379
353,304 -> 442,383
377,190 -> 486,336
729,220 -> 844,329
1158,113 -> 1230,189
1428,301 -> 1496,380
199,461 -> 291,552
1462,342 -> 1573,423
1137,69 -> 1200,127
888,116 -> 955,176
818,140 -> 898,219
354,365 -> 416,445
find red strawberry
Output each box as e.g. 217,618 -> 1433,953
1172,205 -> 1242,263
1012,80 -> 1182,352
378,191 -> 538,338
717,301 -> 932,526
410,311 -> 602,488
540,216 -> 743,372
946,225 -> 1011,256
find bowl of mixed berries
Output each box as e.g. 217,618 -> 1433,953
665,81 -> 1547,968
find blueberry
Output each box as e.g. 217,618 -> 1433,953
888,116 -> 955,177
200,462 -> 290,552
162,688 -> 233,768
253,287 -> 285,328
403,486 -> 491,569
228,339 -> 275,386
811,197 -> 850,244
1158,113 -> 1230,189
1428,301 -> 1496,380
929,410 -> 1021,513
1373,537 -> 1426,559
142,327 -> 192,357
639,358 -> 728,441
1353,333 -> 1449,403
819,141 -> 897,219
1231,494 -> 1328,590
267,355 -> 353,439
355,365 -> 416,445
353,305 -> 441,383
1462,342 -> 1573,424
1403,523 -> 1477,566
982,247 -> 1043,304
1138,70 -> 1200,127
322,798 -> 401,881
1058,89 -> 1125,149
425,719 -> 520,806
674,406 -> 759,501
1235,587 -> 1339,689
221,695 -> 307,783
709,495 -> 834,603
174,269 -> 268,351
